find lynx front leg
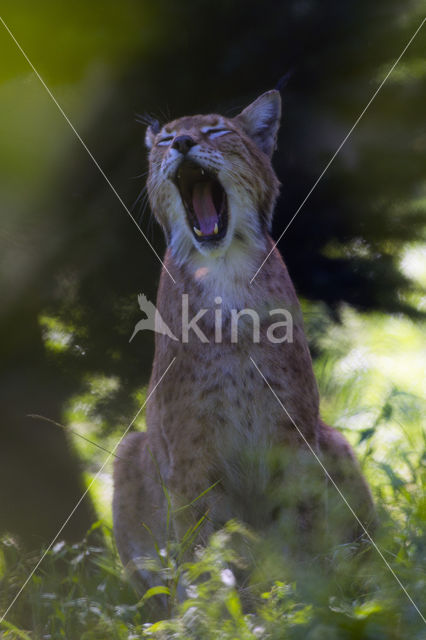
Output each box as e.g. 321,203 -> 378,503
113,432 -> 168,597
167,471 -> 218,550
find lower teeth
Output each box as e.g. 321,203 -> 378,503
193,223 -> 220,238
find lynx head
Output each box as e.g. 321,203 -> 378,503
145,90 -> 281,265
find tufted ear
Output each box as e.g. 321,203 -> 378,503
136,113 -> 161,150
145,119 -> 160,149
234,90 -> 281,158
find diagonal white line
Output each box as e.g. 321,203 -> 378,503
249,355 -> 426,625
0,15 -> 176,285
250,16 -> 426,283
0,357 -> 176,625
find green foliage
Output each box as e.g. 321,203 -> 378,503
1,414 -> 425,639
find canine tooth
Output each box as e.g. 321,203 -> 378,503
201,169 -> 205,176
193,226 -> 203,237
213,223 -> 219,235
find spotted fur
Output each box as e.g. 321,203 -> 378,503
113,91 -> 375,599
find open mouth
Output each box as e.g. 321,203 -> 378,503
174,161 -> 228,242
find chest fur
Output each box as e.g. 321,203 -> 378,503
147,247 -> 320,483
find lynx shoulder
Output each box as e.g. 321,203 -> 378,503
113,90 -> 375,596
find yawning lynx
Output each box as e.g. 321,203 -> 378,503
113,90 -> 375,596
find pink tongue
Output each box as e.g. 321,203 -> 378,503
192,181 -> 218,235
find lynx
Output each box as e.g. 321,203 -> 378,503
113,90 -> 375,597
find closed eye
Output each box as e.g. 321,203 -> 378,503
157,136 -> 173,147
206,129 -> 232,139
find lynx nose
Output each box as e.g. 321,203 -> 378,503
172,135 -> 196,155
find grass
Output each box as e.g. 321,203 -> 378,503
0,495 -> 425,639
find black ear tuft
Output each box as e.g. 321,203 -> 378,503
234,90 -> 282,158
275,69 -> 294,93
136,113 -> 161,150
135,113 -> 160,132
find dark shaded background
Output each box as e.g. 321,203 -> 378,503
0,0 -> 424,547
